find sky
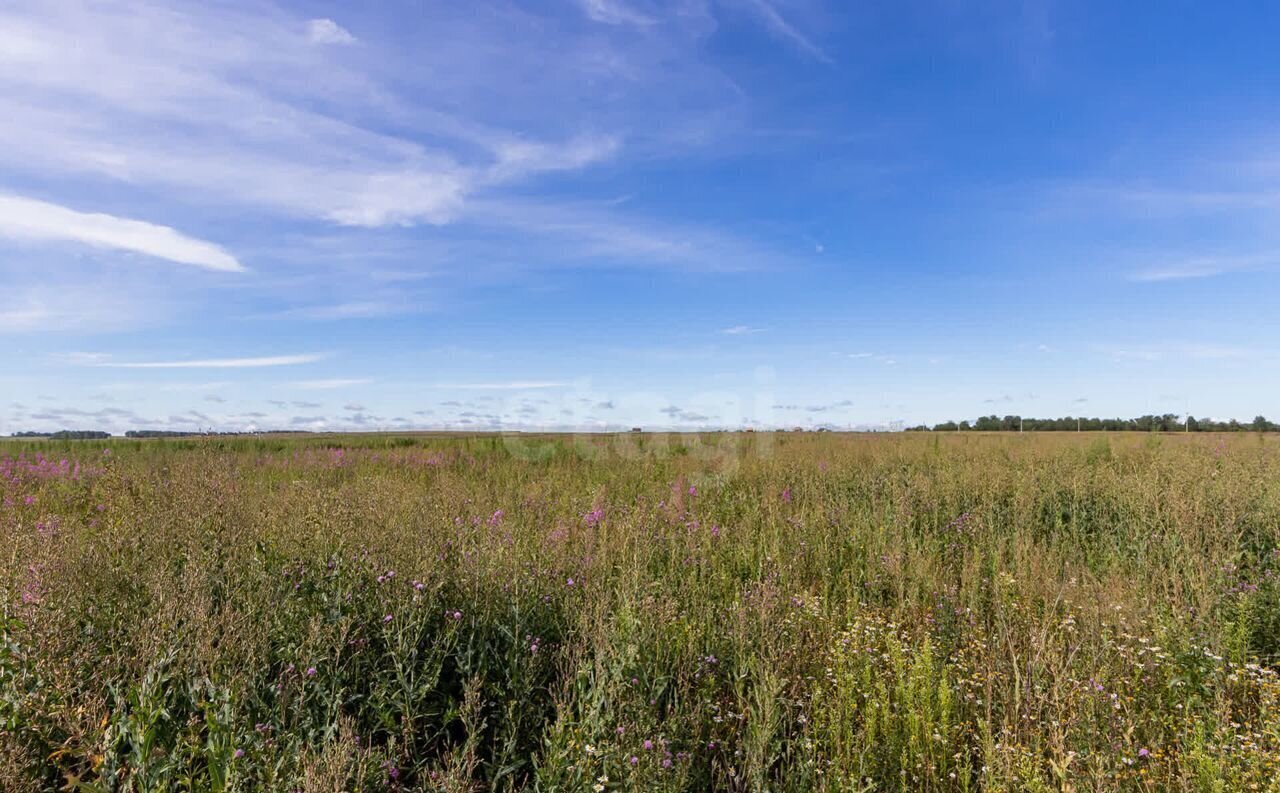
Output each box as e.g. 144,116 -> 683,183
3,0 -> 1280,434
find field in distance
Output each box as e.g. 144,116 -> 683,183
4,432 -> 1279,791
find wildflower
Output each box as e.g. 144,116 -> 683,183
566,577 -> 575,587
451,610 -> 462,620
305,667 -> 317,677
643,740 -> 654,750
383,613 -> 394,623
585,744 -> 596,755
688,485 -> 697,496
781,487 -> 792,503
1138,747 -> 1150,758
234,749 -> 245,759
629,756 -> 638,766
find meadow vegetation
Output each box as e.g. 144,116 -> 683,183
4,431 -> 1280,791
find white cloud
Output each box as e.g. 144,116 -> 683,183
96,354 -> 327,369
0,3 -> 622,231
306,18 -> 355,45
432,381 -> 571,390
293,378 -> 372,389
736,0 -> 832,64
576,0 -> 654,26
1129,255 -> 1271,282
721,325 -> 764,335
0,193 -> 242,272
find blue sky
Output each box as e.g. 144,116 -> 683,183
3,0 -> 1279,433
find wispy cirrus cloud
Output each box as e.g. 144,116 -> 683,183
721,324 -> 765,335
0,3 -> 621,231
93,354 -> 327,369
0,193 -> 242,272
1128,254 -> 1274,282
292,378 -> 373,390
431,381 -> 571,390
1101,343 -> 1260,363
575,0 -> 654,26
306,18 -> 355,45
735,0 -> 832,64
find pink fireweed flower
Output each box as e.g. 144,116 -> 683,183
583,508 -> 604,527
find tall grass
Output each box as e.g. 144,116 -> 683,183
3,432 -> 1279,791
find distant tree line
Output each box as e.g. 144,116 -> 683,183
8,429 -> 317,440
7,430 -> 112,440
906,414 -> 1279,433
122,430 -> 315,438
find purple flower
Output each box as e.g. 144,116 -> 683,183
383,613 -> 394,623
688,485 -> 697,496
305,666 -> 317,677
234,748 -> 245,759
451,610 -> 462,620
583,508 -> 604,527
629,755 -> 639,766
781,487 -> 792,503
1138,748 -> 1150,758
643,740 -> 654,750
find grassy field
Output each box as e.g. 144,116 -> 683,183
4,432 -> 1280,791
